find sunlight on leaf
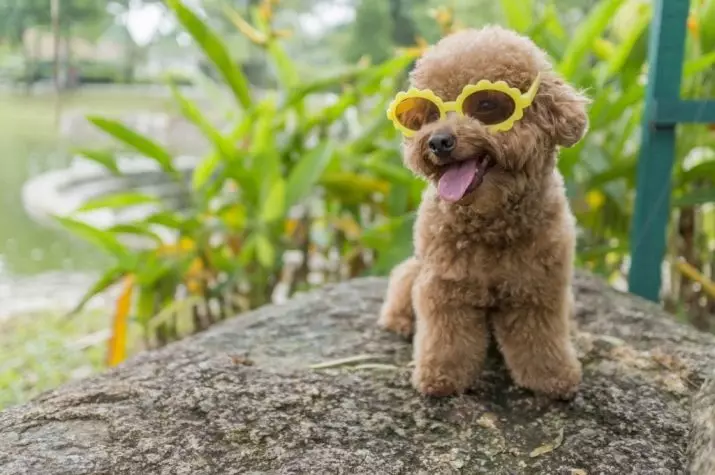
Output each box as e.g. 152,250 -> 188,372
87,117 -> 179,178
75,149 -> 121,175
79,192 -> 159,212
260,178 -> 286,223
558,0 -> 625,78
286,143 -> 334,208
166,0 -> 253,109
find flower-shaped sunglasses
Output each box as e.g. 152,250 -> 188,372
386,73 -> 541,137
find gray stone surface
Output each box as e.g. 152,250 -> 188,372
1,272 -> 714,474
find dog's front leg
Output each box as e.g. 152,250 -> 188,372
411,273 -> 489,397
379,257 -> 420,338
491,296 -> 582,400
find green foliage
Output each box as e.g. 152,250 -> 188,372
345,0 -> 394,63
500,0 -> 715,288
0,308 -> 108,410
59,0 -> 715,353
58,0 -> 417,348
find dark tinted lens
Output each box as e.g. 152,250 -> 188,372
462,90 -> 516,125
394,97 -> 441,131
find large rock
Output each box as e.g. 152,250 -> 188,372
1,272 -> 714,474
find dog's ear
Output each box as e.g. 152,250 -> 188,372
535,74 -> 590,148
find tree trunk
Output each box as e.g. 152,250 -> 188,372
1,271 -> 714,474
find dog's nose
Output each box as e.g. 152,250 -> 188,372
428,132 -> 456,158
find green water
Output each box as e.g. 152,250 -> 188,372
0,88 -> 170,279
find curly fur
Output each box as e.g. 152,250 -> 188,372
378,26 -> 590,398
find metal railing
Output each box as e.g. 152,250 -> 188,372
628,0 -> 715,301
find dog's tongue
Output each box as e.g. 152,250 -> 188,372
438,159 -> 477,202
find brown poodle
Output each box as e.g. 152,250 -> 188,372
378,26 -> 589,399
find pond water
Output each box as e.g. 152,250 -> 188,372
0,87 -> 204,317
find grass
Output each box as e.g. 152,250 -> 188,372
0,310 -> 108,409
0,308 -> 150,410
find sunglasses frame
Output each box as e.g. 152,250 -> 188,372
386,73 -> 542,137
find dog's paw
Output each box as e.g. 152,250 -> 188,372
514,361 -> 582,400
378,307 -> 414,338
411,365 -> 468,397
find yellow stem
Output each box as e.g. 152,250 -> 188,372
674,258 -> 715,300
223,5 -> 268,46
107,274 -> 135,367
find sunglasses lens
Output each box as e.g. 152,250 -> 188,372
462,90 -> 516,125
394,97 -> 440,131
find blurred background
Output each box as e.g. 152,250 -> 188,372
0,0 -> 713,409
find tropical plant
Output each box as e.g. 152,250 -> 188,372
58,0 -> 417,364
59,0 -> 715,368
495,0 -> 715,327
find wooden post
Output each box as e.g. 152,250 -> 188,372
628,0 -> 689,302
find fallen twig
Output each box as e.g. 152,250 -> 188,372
350,363 -> 403,371
309,354 -> 389,370
529,427 -> 564,458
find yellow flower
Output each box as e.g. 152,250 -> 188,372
585,190 -> 605,210
284,218 -> 299,237
688,15 -> 699,38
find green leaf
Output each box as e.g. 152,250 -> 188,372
107,224 -> 164,247
558,0 -> 625,79
55,216 -> 132,262
145,211 -> 184,230
586,159 -> 637,188
79,192 -> 159,212
387,184 -> 409,216
590,82 -> 644,129
361,213 -> 416,275
268,41 -> 299,88
499,0 -> 533,32
66,266 -> 126,316
700,0 -> 715,53
254,233 -> 275,268
603,3 -> 650,79
285,143 -> 334,208
541,1 -> 567,39
361,151 -> 415,184
357,53 -> 414,93
305,92 -> 359,129
135,286 -> 157,325
87,117 -> 178,178
249,101 -> 277,157
134,253 -> 180,287
192,152 -> 223,191
285,65 -> 366,107
681,161 -> 715,183
684,50 -> 715,77
75,149 -> 121,175
526,1 -> 567,59
170,83 -> 235,159
672,189 -> 715,207
260,178 -> 286,223
166,0 -> 252,109
320,172 -> 390,204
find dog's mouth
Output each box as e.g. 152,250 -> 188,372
436,154 -> 495,202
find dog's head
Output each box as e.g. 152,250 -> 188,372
396,26 -> 589,206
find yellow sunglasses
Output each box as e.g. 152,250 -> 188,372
386,73 -> 541,137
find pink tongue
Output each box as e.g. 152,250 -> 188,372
437,160 -> 477,202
